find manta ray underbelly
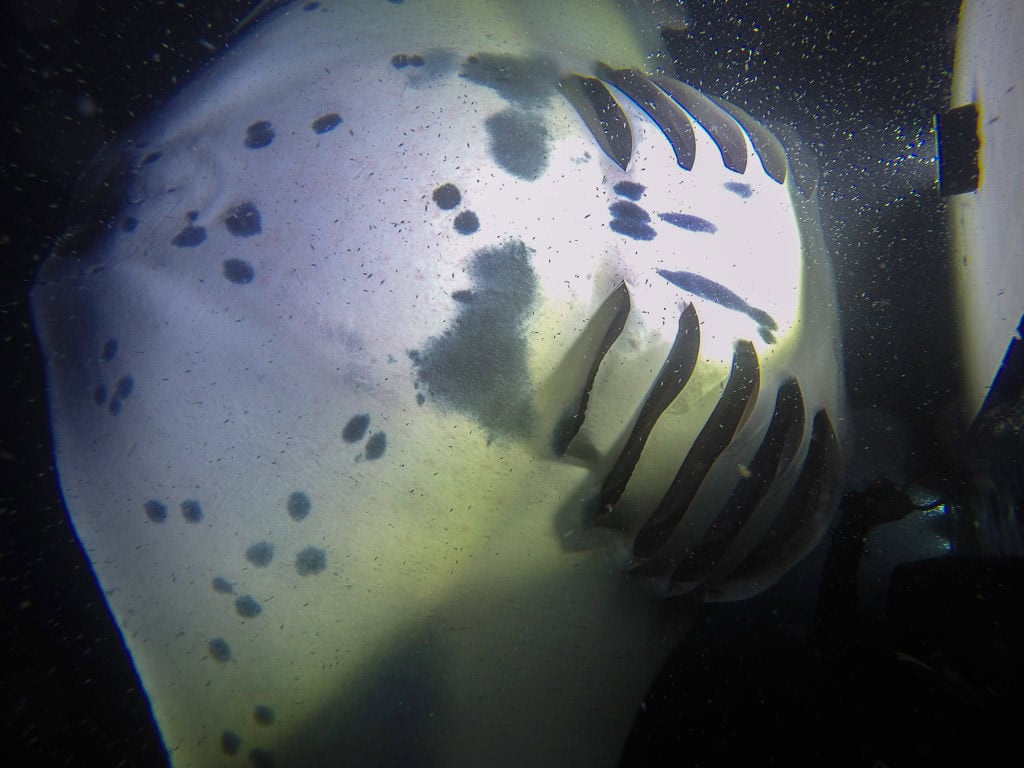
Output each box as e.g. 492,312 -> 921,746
32,1 -> 845,766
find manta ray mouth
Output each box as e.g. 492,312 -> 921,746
557,282 -> 843,601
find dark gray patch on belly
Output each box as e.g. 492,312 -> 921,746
460,53 -> 558,108
485,109 -> 549,181
409,240 -> 537,438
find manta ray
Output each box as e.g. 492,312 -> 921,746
31,1 -> 846,765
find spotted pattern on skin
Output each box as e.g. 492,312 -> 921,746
188,483 -> 344,758
132,411 -> 388,752
609,182 -> 717,240
430,182 -> 481,235
125,110 -> 348,293
90,337 -> 139,416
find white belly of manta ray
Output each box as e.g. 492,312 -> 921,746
31,1 -> 846,766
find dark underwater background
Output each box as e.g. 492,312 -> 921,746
2,0 -> 1020,765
